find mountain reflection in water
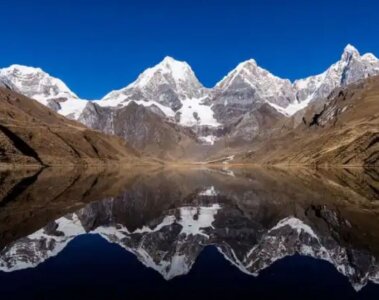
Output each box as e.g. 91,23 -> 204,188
0,166 -> 379,299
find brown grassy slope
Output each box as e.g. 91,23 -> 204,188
237,76 -> 379,166
0,87 -> 141,166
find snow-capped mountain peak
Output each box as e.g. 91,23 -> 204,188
362,52 -> 379,63
100,56 -> 207,120
214,57 -> 297,116
215,58 -> 257,89
0,64 -> 78,104
0,64 -> 90,119
4,64 -> 44,74
293,44 -> 379,106
216,57 -> 293,93
341,44 -> 360,61
127,56 -> 202,91
234,58 -> 258,70
239,58 -> 258,67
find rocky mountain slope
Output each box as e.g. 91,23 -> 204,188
79,101 -> 199,159
293,45 -> 379,105
0,86 -> 140,167
232,75 -> 379,166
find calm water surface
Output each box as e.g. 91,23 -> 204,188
0,166 -> 379,299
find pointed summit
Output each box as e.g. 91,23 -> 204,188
215,58 -> 258,88
215,57 -> 289,92
156,56 -> 194,83
2,64 -> 44,74
161,55 -> 180,64
159,56 -> 187,69
344,43 -> 359,53
127,56 -> 201,90
0,64 -> 78,105
234,59 -> 258,72
102,56 -> 205,112
341,44 -> 360,61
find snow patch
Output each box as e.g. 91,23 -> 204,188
268,97 -> 313,116
199,186 -> 218,196
223,155 -> 235,164
178,97 -> 220,127
178,204 -> 221,237
132,215 -> 176,234
199,135 -> 219,145
59,98 -> 89,119
270,217 -> 320,241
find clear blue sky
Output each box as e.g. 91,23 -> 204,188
0,0 -> 378,99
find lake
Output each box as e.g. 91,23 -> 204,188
0,166 -> 379,299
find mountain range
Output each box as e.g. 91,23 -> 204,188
1,44 -> 379,164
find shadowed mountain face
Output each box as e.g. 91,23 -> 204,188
79,101 -> 199,160
0,166 -> 379,296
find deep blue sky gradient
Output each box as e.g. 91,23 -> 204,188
0,0 -> 378,99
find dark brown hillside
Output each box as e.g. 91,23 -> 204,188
0,87 -> 141,167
